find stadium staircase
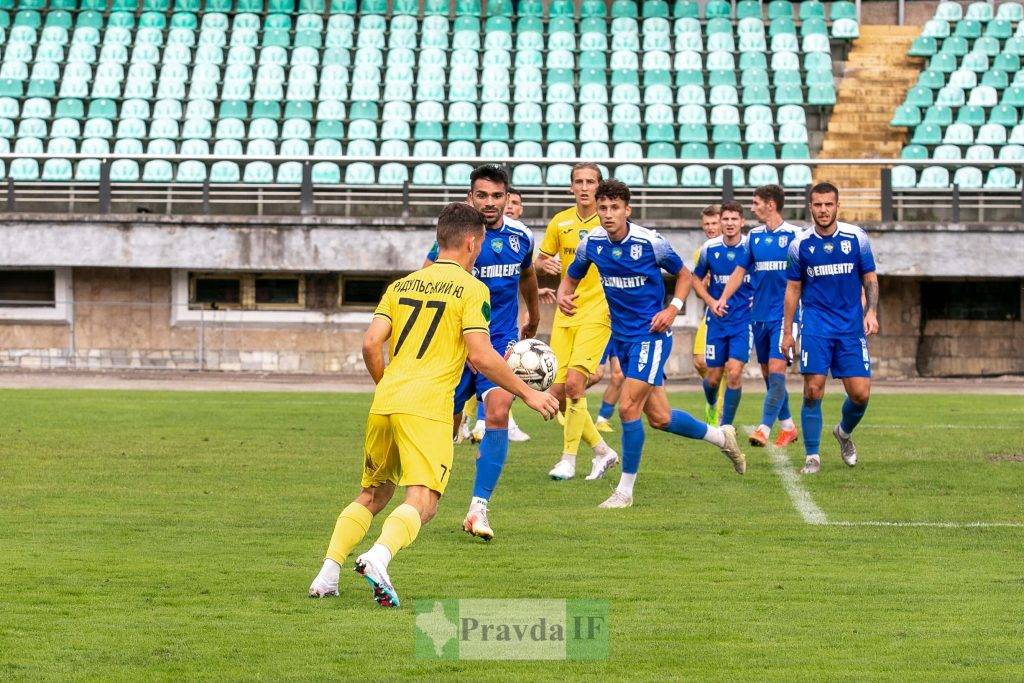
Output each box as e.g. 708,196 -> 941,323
815,24 -> 920,220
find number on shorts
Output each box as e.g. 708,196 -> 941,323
394,298 -> 447,359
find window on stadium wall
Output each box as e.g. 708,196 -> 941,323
0,270 -> 56,308
921,279 -> 1023,322
188,272 -> 391,311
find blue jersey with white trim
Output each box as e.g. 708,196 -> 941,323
693,235 -> 754,331
567,223 -> 685,342
786,223 -> 876,338
428,217 -> 533,345
739,222 -> 800,323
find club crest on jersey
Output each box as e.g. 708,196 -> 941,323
509,235 -> 520,253
630,244 -> 642,260
579,229 -> 588,239
612,247 -> 623,259
491,238 -> 504,253
765,236 -> 773,245
841,240 -> 852,254
726,251 -> 735,261
823,243 -> 834,254
779,236 -> 789,248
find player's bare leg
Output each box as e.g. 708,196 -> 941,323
355,485 -> 439,608
548,369 -> 617,481
310,482 -> 395,598
463,388 -> 514,540
834,376 -> 870,467
799,374 -> 828,474
594,357 -> 623,433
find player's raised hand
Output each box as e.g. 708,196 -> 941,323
557,291 -> 578,317
522,388 -> 560,420
710,298 -> 729,317
649,305 -> 677,333
781,332 -> 797,360
863,310 -> 879,336
538,255 -> 562,276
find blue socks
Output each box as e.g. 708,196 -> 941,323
599,401 -> 615,420
722,387 -> 742,425
621,419 -> 644,474
801,398 -> 822,456
702,378 -> 718,406
777,386 -> 792,422
472,428 -> 508,500
662,409 -> 709,440
761,372 -> 788,427
840,397 -> 868,436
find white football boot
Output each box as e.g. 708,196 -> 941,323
585,447 -> 619,481
353,552 -> 399,608
719,425 -> 747,474
507,414 -> 530,442
470,419 -> 486,444
548,458 -> 576,480
598,490 -> 633,509
833,425 -> 858,467
308,559 -> 340,598
462,503 -> 494,541
800,456 -> 822,474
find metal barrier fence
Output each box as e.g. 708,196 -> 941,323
0,154 -> 1022,222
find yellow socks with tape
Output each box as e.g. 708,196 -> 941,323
376,503 -> 422,559
326,502 -> 373,566
562,396 -> 589,455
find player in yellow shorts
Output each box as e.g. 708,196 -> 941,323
693,205 -> 726,425
537,162 -> 619,481
308,202 -> 557,607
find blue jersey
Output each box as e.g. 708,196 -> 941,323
786,223 -> 876,338
428,217 -> 533,346
693,235 -> 753,331
739,222 -> 800,323
567,223 -> 685,342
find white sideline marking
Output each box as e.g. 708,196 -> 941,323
744,426 -> 1024,530
744,426 -> 828,526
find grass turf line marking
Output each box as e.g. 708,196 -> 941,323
744,426 -> 828,526
831,520 -> 1024,529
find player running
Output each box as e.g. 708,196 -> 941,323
557,180 -> 746,509
308,202 -> 558,606
690,202 -> 753,428
781,182 -> 878,475
424,166 -> 541,541
537,162 -> 619,481
712,185 -> 800,447
692,205 -> 725,424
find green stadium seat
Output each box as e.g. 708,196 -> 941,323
705,0 -> 731,19
909,36 -> 938,57
891,105 -> 922,127
781,164 -> 811,187
985,166 -> 1018,188
990,105 -> 1019,126
781,143 -> 810,159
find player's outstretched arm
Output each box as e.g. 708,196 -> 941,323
862,271 -> 879,335
556,274 -> 581,317
712,266 -> 748,317
781,280 -> 801,359
465,332 -> 559,419
519,263 -> 541,339
362,316 -> 392,384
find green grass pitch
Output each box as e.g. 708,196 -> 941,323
2,388 -> 1023,680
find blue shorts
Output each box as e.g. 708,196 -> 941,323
799,334 -> 871,378
453,335 -> 517,414
600,338 -> 618,364
752,319 -> 789,364
704,322 -> 751,367
610,332 -> 672,386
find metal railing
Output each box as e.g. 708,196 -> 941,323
0,153 -> 1021,222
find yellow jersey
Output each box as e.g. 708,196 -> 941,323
369,260 -> 491,422
539,207 -> 610,329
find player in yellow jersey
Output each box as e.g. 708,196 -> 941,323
537,163 -> 619,481
308,203 -> 558,607
693,205 -> 726,425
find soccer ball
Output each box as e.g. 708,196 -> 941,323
506,339 -> 558,391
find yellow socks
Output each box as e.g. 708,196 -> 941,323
326,502 -> 373,566
375,503 -> 422,559
562,396 -> 589,455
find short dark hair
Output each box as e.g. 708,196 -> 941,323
720,200 -> 744,217
595,179 -> 631,204
469,164 -> 509,191
506,186 -> 522,198
701,204 -> 721,217
754,184 -> 785,212
809,181 -> 839,200
436,202 -> 485,249
570,162 -> 603,183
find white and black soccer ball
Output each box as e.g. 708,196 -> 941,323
506,338 -> 558,391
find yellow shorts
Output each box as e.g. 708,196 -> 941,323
693,318 -> 708,356
550,322 -> 612,384
361,413 -> 454,495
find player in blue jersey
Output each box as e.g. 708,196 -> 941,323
781,182 -> 879,475
690,201 -> 753,428
558,180 -> 746,509
712,185 -> 800,447
424,165 -> 541,538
